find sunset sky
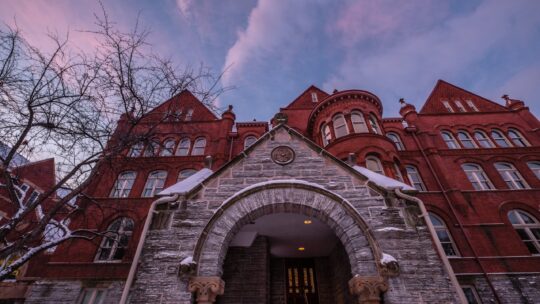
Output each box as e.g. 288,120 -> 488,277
2,0 -> 540,121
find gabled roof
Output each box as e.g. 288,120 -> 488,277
419,80 -> 507,114
12,158 -> 56,191
283,85 -> 329,109
147,90 -> 219,121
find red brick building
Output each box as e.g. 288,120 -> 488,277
8,81 -> 540,303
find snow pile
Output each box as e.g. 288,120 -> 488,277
155,252 -> 181,259
180,256 -> 195,266
159,168 -> 213,196
353,166 -> 415,191
380,253 -> 397,265
375,227 -> 404,232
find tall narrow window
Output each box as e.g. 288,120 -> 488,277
428,213 -> 459,256
461,286 -> 481,304
386,132 -> 405,151
442,101 -> 454,113
366,156 -> 384,175
95,217 -> 134,261
128,142 -> 144,157
462,164 -> 494,190
332,114 -> 349,138
178,169 -> 197,181
160,139 -> 176,156
491,129 -> 511,148
457,131 -> 477,149
508,210 -> 540,254
527,161 -> 540,179
495,163 -> 529,190
441,131 -> 460,149
321,124 -> 332,146
175,138 -> 191,156
244,135 -> 257,149
507,129 -> 529,147
368,114 -> 381,134
454,100 -> 467,112
78,288 -> 107,304
110,171 -> 136,198
143,140 -> 159,157
142,170 -> 167,197
311,92 -> 318,103
474,130 -> 494,148
174,109 -> 183,121
192,137 -> 207,155
466,100 -> 479,112
405,166 -> 426,191
185,108 -> 194,121
393,163 -> 404,182
351,111 -> 368,133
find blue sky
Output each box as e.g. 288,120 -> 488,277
2,0 -> 540,121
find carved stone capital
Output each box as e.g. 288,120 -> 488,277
188,276 -> 225,304
349,276 -> 388,304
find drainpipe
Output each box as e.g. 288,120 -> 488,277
119,193 -> 180,304
410,132 -> 501,303
395,188 -> 467,304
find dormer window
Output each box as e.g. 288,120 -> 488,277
185,109 -> 194,121
442,101 -> 454,113
311,92 -> 318,103
466,100 -> 479,112
454,100 -> 466,112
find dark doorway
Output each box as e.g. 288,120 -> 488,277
285,259 -> 319,304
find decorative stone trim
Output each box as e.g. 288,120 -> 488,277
188,276 -> 225,304
349,276 -> 388,304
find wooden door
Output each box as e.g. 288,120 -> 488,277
285,259 -> 319,304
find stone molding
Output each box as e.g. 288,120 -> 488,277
348,276 -> 388,304
188,276 -> 225,304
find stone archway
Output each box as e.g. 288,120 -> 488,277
189,180 -> 389,303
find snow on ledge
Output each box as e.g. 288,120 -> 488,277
159,168 -> 213,196
180,256 -> 195,266
380,253 -> 397,264
375,227 -> 404,232
353,165 -> 415,191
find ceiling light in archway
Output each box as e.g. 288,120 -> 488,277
303,220 -> 312,224
298,247 -> 305,251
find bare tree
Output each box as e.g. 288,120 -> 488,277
0,9 -> 225,280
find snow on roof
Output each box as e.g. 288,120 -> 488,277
158,168 -> 213,196
352,165 -> 415,191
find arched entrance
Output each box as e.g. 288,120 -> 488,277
188,181 -> 389,304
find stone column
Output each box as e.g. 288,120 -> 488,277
188,276 -> 225,304
348,276 -> 388,304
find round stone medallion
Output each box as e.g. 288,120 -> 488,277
271,146 -> 295,165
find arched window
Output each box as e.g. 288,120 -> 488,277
368,114 -> 381,135
128,142 -> 144,157
110,171 -> 136,198
160,139 -> 176,156
142,170 -> 167,197
494,163 -> 529,190
185,108 -> 194,121
143,139 -> 160,157
96,217 -> 134,261
191,137 -> 207,156
491,129 -> 511,148
393,163 -> 404,182
457,131 -> 477,149
428,213 -> 459,256
332,114 -> 349,138
441,131 -> 459,149
507,129 -> 529,147
366,156 -> 384,175
508,210 -> 540,254
405,165 -> 426,191
461,164 -> 494,190
175,138 -> 191,156
386,132 -> 405,151
474,130 -> 494,148
244,135 -> 257,150
321,124 -> 332,146
527,161 -> 540,179
178,169 -> 197,181
351,111 -> 368,133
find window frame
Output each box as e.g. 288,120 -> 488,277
368,114 -> 381,135
461,285 -> 481,304
311,92 -> 318,103
405,165 -> 426,191
243,135 -> 257,150
332,113 -> 349,138
95,217 -> 134,262
473,130 -> 495,148
461,163 -> 494,191
175,138 -> 191,156
143,139 -> 160,157
466,100 -> 479,112
350,111 -> 368,133
441,131 -> 460,149
386,132 -> 405,151
494,162 -> 529,190
142,170 -> 167,197
178,169 -> 197,182
191,137 -> 207,156
527,161 -> 540,180
365,156 -> 384,175
508,210 -> 540,255
77,288 -> 107,304
110,171 -> 137,198
491,129 -> 512,148
428,213 -> 460,257
454,100 -> 467,112
457,131 -> 478,149
159,139 -> 176,156
442,100 -> 454,113
185,108 -> 194,121
321,123 -> 332,146
507,128 -> 529,147
393,163 -> 404,182
128,142 -> 144,157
